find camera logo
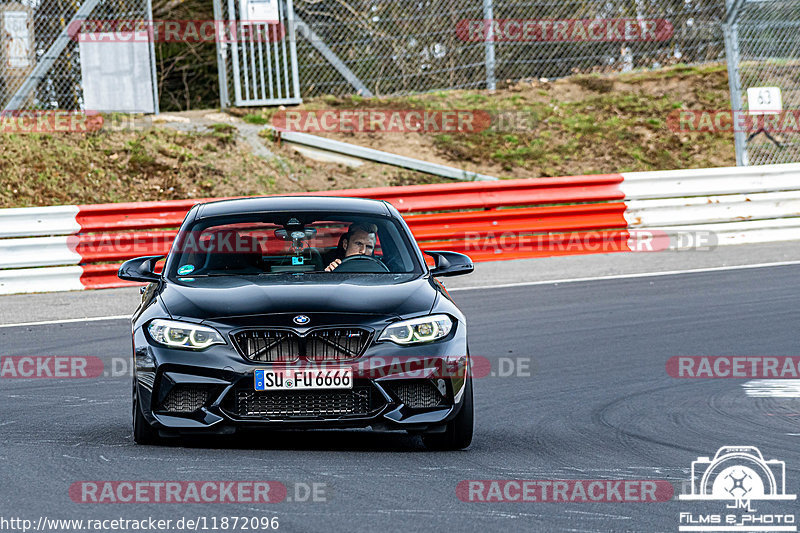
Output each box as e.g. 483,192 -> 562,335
680,446 -> 795,502
678,446 -> 796,533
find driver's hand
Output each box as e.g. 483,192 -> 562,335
325,259 -> 342,272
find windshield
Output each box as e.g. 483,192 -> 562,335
166,211 -> 422,278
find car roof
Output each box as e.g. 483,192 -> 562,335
195,196 -> 392,219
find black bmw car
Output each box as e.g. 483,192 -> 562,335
119,196 -> 475,450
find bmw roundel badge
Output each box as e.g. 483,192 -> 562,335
293,315 -> 310,325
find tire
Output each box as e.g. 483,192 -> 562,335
423,375 -> 474,450
132,382 -> 159,445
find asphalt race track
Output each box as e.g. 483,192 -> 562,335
1,265 -> 799,532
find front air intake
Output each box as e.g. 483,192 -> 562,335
385,380 -> 444,408
234,387 -> 380,418
232,328 -> 371,363
158,384 -> 214,413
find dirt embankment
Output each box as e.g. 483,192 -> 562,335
260,63 -> 733,179
0,64 -> 734,208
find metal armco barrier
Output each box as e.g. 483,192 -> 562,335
2,163 -> 800,295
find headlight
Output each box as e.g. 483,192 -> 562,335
378,314 -> 453,345
147,319 -> 225,350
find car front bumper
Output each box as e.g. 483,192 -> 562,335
133,327 -> 470,435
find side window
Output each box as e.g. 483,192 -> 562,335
379,222 -> 415,272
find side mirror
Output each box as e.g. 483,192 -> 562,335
424,250 -> 474,277
118,255 -> 164,283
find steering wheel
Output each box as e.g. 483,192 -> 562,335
334,255 -> 390,273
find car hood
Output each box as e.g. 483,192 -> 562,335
159,273 -> 436,320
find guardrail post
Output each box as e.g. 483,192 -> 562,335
483,0 -> 496,91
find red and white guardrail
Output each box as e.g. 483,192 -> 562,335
2,163 -> 800,295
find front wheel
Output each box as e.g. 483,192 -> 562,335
423,375 -> 474,450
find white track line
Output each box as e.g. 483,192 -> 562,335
0,315 -> 129,329
2,260 -> 800,328
449,260 -> 800,292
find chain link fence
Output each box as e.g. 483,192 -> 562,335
0,0 -> 155,111
725,0 -> 800,165
293,0 -> 728,97
5,0 -> 800,167
0,1 -> 735,109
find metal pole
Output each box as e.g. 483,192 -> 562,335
723,0 -> 748,166
213,0 -> 230,109
286,0 -> 301,100
483,0 -> 496,91
281,130 -> 499,181
228,0 -> 244,104
145,0 -> 159,114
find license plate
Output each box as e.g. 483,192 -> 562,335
254,368 -> 353,391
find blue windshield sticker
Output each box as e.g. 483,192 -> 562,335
292,257 -> 304,265
177,265 -> 195,275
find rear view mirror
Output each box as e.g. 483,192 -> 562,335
275,228 -> 317,241
118,256 -> 164,283
424,251 -> 474,277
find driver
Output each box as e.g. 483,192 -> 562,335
325,223 -> 377,271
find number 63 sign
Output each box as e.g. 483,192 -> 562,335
747,86 -> 783,115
